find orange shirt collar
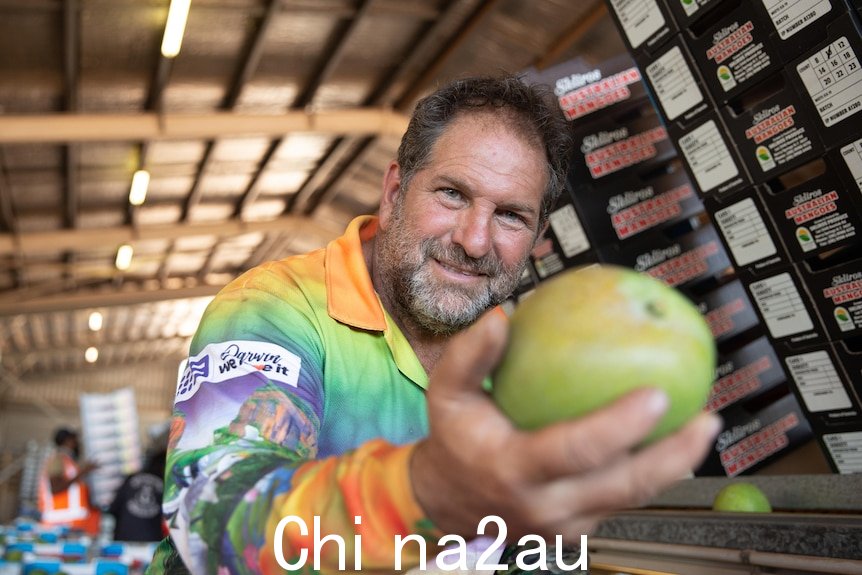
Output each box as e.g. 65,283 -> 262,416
324,215 -> 388,331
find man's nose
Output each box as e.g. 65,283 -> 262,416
451,209 -> 492,259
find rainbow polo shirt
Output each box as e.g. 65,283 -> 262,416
161,216 -> 437,574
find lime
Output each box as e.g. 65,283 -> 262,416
712,482 -> 772,512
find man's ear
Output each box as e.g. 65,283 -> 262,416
378,161 -> 402,230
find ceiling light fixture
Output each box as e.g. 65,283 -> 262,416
115,244 -> 134,271
161,0 -> 191,58
128,169 -> 150,206
88,311 -> 103,332
85,347 -> 99,363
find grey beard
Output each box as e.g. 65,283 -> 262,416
404,275 -> 491,336
375,194 -> 528,336
385,237 -> 521,336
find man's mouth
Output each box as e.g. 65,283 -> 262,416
434,258 -> 485,278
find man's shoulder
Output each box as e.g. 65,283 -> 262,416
44,451 -> 64,474
190,248 -> 331,354
221,247 -> 328,299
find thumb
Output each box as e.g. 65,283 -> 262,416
429,309 -> 509,402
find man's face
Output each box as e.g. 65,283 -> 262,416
377,112 -> 547,335
68,435 -> 80,459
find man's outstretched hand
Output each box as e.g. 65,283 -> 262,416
411,310 -> 721,541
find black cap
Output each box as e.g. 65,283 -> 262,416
53,427 -> 77,446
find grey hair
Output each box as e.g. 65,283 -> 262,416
396,75 -> 572,226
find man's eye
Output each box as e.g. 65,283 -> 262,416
440,188 -> 462,200
500,211 -> 524,224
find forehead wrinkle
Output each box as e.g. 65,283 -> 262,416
416,113 -> 546,218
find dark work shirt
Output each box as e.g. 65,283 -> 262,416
109,471 -> 165,542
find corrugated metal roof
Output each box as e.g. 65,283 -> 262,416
0,0 -> 622,394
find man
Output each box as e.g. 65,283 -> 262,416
109,447 -> 167,542
38,427 -> 101,535
153,76 -> 719,574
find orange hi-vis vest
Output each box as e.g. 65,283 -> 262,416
38,451 -> 100,534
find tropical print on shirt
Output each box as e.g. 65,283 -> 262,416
160,216 -> 440,574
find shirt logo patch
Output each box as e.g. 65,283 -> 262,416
175,341 -> 301,403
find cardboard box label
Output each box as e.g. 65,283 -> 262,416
679,120 -> 740,192
583,125 -> 669,179
749,272 -> 816,337
822,431 -> 862,473
764,0 -> 834,40
699,392 -> 813,476
610,0 -> 667,49
840,137 -> 862,192
743,104 -> 816,174
635,239 -> 719,286
718,410 -> 804,476
785,350 -> 854,412
646,46 -> 705,120
529,196 -> 596,281
609,182 -> 696,240
714,197 -> 779,267
632,228 -> 729,287
705,18 -> 773,92
531,238 -> 565,279
820,271 -> 862,333
797,36 -> 862,127
708,356 -> 772,412
572,169 -> 703,245
705,295 -> 751,340
523,54 -> 648,124
556,67 -> 643,121
707,337 -> 785,412
776,183 -> 859,255
599,226 -> 731,289
548,203 -> 590,258
697,280 -> 760,344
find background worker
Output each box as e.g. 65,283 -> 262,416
38,427 -> 101,535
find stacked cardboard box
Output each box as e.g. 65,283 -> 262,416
517,54 -> 653,296
606,0 -> 862,474
525,51 -> 790,477
79,388 -> 143,507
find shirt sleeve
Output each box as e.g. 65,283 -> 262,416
163,272 -> 439,575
